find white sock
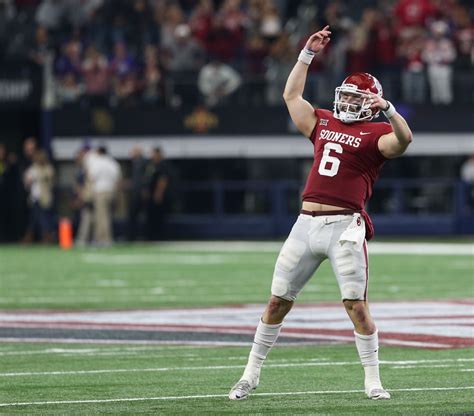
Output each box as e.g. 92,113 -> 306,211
242,319 -> 282,382
354,330 -> 383,389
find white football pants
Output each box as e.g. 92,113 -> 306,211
271,214 -> 369,302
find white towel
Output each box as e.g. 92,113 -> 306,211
338,213 -> 366,251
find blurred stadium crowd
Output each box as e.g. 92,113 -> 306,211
0,0 -> 473,108
0,135 -> 174,244
0,0 -> 473,244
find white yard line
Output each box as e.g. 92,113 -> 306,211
0,338 -> 256,346
390,364 -> 466,369
0,345 -> 201,355
2,358 -> 473,377
0,386 -> 473,407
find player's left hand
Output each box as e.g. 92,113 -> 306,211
365,91 -> 389,111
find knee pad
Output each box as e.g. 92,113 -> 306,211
271,238 -> 306,301
340,282 -> 365,301
271,277 -> 295,301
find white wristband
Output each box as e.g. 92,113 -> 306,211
298,48 -> 315,65
382,101 -> 396,118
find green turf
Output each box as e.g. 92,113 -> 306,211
0,243 -> 472,309
0,242 -> 473,415
0,343 -> 472,415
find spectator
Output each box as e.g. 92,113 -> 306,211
66,0 -> 104,29
145,147 -> 171,241
55,39 -> 82,78
19,136 -> 37,176
460,155 -> 474,213
159,2 -> 185,50
162,23 -> 205,106
452,4 -> 474,103
81,44 -> 110,104
23,149 -> 55,244
345,8 -> 377,74
399,31 -> 427,103
242,34 -> 268,106
86,145 -> 121,246
205,0 -> 246,63
18,136 -> 38,243
74,145 -> 94,246
129,0 -> 157,46
188,0 -> 214,47
111,72 -> 139,107
126,145 -> 148,241
373,12 -> 399,100
4,0 -> 472,108
259,0 -> 282,42
56,72 -> 85,104
141,44 -> 165,104
0,145 -> 23,242
109,42 -> 138,106
216,0 -> 246,46
422,20 -> 456,104
394,0 -> 437,33
0,0 -> 16,52
28,25 -> 52,66
109,41 -> 136,78
265,31 -> 295,105
35,0 -> 66,30
198,57 -> 242,107
461,155 -> 474,184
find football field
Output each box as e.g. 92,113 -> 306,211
0,241 -> 473,415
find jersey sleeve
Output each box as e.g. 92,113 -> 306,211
378,122 -> 393,135
373,122 -> 393,161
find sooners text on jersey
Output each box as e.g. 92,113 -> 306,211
302,109 -> 393,210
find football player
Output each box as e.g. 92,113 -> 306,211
229,26 -> 413,401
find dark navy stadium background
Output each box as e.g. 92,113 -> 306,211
0,72 -> 473,238
53,104 -> 473,136
50,104 -> 474,238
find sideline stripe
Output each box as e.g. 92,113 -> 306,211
151,241 -> 474,255
2,358 -> 473,377
1,386 -> 473,407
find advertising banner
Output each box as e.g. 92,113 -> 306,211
0,62 -> 42,109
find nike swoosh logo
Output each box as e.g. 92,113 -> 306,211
360,131 -> 371,135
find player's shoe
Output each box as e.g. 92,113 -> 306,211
366,386 -> 391,400
228,378 -> 259,400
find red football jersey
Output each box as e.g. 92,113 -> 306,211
302,108 -> 393,210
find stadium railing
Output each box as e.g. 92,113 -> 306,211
159,179 -> 474,238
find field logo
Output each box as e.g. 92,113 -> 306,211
0,301 -> 472,350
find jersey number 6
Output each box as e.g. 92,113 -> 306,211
318,143 -> 343,177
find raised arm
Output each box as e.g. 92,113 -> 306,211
283,26 -> 331,138
369,94 -> 413,158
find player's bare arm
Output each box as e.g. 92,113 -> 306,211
283,26 -> 331,138
368,93 -> 413,158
